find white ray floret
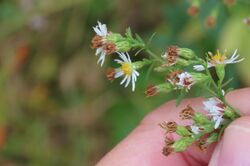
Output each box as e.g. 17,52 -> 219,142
93,21 -> 108,37
114,52 -> 139,92
203,98 -> 225,129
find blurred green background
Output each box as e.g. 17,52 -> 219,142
0,0 -> 249,165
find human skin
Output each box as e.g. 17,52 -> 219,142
97,88 -> 250,166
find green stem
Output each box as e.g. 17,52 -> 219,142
145,48 -> 163,62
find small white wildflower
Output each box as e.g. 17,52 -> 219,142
114,52 -> 139,91
91,21 -> 112,66
193,49 -> 244,71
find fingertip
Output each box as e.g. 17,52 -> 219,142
209,116 -> 250,166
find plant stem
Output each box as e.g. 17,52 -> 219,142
145,48 -> 163,62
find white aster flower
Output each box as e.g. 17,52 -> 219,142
114,52 -> 139,91
91,21 -> 112,66
203,98 -> 225,129
193,49 -> 244,71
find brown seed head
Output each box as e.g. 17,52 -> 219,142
187,6 -> 200,17
145,85 -> 158,97
91,35 -> 105,48
166,45 -> 179,66
197,139 -> 208,151
106,68 -> 116,81
166,70 -> 182,85
205,16 -> 217,28
162,145 -> 174,156
180,105 -> 195,120
103,42 -> 117,54
160,121 -> 178,133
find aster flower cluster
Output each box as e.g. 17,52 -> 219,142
161,98 -> 239,156
91,21 -> 244,156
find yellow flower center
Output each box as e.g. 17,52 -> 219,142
211,50 -> 227,64
122,62 -> 133,76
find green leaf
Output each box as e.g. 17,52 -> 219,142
125,27 -> 133,38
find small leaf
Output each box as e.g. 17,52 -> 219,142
125,27 -> 132,38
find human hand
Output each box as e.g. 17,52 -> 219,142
97,88 -> 250,166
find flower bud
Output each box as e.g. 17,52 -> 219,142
106,33 -> 123,43
178,48 -> 196,59
133,59 -> 152,70
224,107 -> 238,119
173,137 -> 195,152
190,72 -> 209,83
116,40 -> 132,52
176,126 -> 191,137
145,82 -> 173,97
163,46 -> 196,66
193,113 -> 211,125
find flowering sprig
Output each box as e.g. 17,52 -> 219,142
90,21 -> 244,156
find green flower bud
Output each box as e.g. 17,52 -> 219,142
176,58 -> 190,66
179,48 -> 196,59
193,113 -> 211,125
215,64 -> 225,84
191,72 -> 209,83
207,132 -> 219,144
203,123 -> 215,133
173,137 -> 195,152
176,126 -> 191,137
224,107 -> 238,120
146,82 -> 173,97
133,59 -> 152,70
116,41 -> 132,52
106,33 -> 124,42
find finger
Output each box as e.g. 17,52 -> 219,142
97,88 -> 250,166
209,116 -> 250,166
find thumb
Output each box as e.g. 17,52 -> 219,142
209,116 -> 250,166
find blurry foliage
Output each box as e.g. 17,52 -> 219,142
0,0 -> 249,165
